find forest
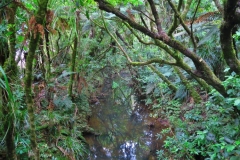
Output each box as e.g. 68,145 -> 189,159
0,0 -> 240,159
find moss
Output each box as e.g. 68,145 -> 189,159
24,0 -> 49,159
68,36 -> 78,97
220,0 -> 240,75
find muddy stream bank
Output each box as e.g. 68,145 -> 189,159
84,71 -> 167,160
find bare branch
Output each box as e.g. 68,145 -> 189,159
167,0 -> 197,50
182,0 -> 193,19
147,0 -> 162,34
124,22 -> 154,45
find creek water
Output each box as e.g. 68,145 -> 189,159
85,73 -> 166,160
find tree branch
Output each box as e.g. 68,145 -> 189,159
124,22 -> 154,45
94,0 -> 226,96
101,11 -> 175,67
147,0 -> 162,34
168,0 -> 183,36
167,0 -> 197,50
190,0 -> 201,52
213,0 -> 223,13
182,0 -> 193,19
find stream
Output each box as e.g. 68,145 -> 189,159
85,71 -> 166,160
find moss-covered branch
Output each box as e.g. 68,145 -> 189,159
154,40 -> 212,92
2,2 -> 18,159
95,0 -> 226,96
68,36 -> 78,97
101,12 -> 176,67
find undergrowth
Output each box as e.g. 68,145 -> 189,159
0,65 -> 93,159
155,73 -> 240,160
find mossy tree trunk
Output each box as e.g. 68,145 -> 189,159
24,0 -> 49,159
45,29 -> 51,80
1,2 -> 18,159
2,91 -> 17,160
68,36 -> 78,97
220,0 -> 240,75
68,10 -> 81,97
44,12 -> 51,80
39,39 -> 46,79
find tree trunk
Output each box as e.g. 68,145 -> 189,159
220,0 -> 240,74
1,2 -> 18,159
68,36 -> 78,97
45,26 -> 51,80
24,0 -> 49,159
2,94 -> 17,160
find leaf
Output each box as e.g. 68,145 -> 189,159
112,81 -> 119,89
79,0 -> 84,6
58,71 -> 76,79
235,141 -> 240,145
227,89 -> 234,95
0,66 -> 14,101
230,156 -> 240,160
224,68 -> 230,72
226,145 -> 235,152
17,35 -> 25,42
82,20 -> 92,32
234,99 -> 240,106
146,83 -> 155,94
85,10 -> 90,19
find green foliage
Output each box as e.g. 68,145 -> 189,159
112,81 -> 119,89
106,0 -> 143,6
1,0 -> 240,159
0,66 -> 14,102
34,94 -> 91,159
233,31 -> 240,41
0,64 -> 91,159
157,74 -> 240,160
0,67 -> 29,158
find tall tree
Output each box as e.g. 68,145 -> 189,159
220,0 -> 240,74
24,0 -> 49,159
0,1 -> 18,159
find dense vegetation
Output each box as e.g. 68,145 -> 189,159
0,0 -> 240,159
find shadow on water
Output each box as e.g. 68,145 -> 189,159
85,72 -> 167,160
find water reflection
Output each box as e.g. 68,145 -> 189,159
85,75 -> 166,160
119,141 -> 137,160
